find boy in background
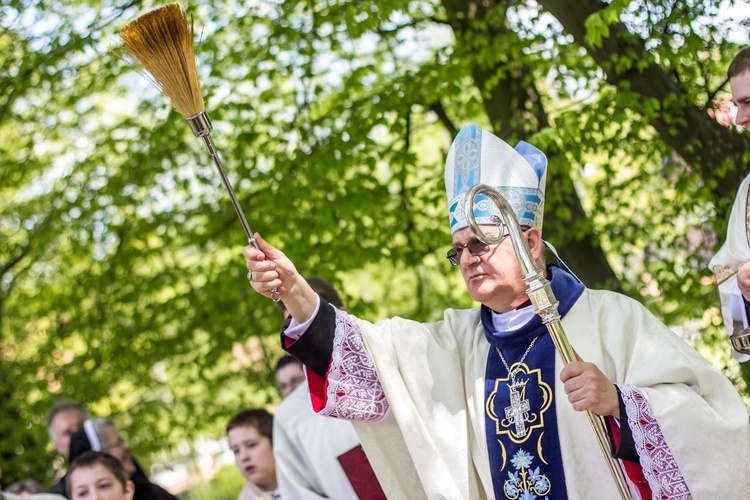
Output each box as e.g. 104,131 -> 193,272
227,409 -> 279,500
66,451 -> 134,500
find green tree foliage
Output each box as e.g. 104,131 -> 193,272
2,0 -> 747,487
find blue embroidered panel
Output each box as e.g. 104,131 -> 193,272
482,266 -> 585,499
451,123 -> 482,199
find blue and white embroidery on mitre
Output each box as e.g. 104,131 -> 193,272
444,123 -> 547,234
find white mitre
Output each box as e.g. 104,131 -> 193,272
444,123 -> 547,234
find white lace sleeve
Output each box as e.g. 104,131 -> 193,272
316,308 -> 391,422
620,384 -> 690,500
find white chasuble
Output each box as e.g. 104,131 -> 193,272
316,290 -> 750,499
274,382 -> 384,499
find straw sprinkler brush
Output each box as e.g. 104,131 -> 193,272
118,2 -> 280,301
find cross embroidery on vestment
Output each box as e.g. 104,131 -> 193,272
505,382 -> 531,437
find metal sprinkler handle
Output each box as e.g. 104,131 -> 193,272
187,111 -> 280,302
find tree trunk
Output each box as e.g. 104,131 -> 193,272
537,0 -> 749,202
440,0 -> 622,289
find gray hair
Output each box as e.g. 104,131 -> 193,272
91,416 -> 117,447
45,400 -> 88,438
6,479 -> 44,495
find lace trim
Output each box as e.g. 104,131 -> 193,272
318,308 -> 390,422
620,385 -> 690,500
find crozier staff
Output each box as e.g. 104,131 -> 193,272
244,124 -> 750,499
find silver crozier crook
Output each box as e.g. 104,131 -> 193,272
464,184 -> 631,499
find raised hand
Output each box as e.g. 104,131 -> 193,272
243,233 -> 318,323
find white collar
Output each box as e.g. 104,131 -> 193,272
491,305 -> 535,332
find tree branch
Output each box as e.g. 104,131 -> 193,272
429,100 -> 458,137
537,0 -> 748,201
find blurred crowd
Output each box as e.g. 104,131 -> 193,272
1,278 -> 384,500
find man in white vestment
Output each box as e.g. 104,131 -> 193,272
245,124 -> 750,499
275,382 -> 385,499
273,278 -> 385,500
710,46 -> 750,362
275,356 -> 307,399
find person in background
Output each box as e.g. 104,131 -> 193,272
68,418 -> 177,500
65,452 -> 134,500
226,409 -> 279,500
47,402 -> 88,461
245,123 -> 750,498
46,401 -> 88,495
730,46 -> 750,131
274,356 -> 305,399
46,402 -> 152,498
5,480 -> 45,496
710,45 -> 750,363
273,277 -> 385,499
1,466 -> 64,500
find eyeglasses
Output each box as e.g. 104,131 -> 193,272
103,437 -> 127,451
278,375 -> 306,395
447,234 -> 508,266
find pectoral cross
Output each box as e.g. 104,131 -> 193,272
505,385 -> 531,437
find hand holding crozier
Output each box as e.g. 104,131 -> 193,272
560,351 -> 620,419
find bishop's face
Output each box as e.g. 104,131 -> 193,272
452,225 -> 530,313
